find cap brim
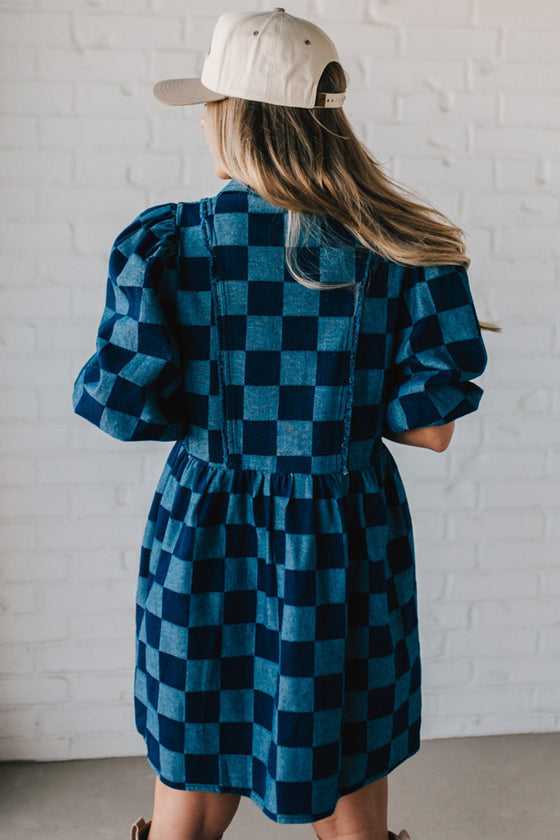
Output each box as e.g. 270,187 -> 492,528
153,77 -> 227,106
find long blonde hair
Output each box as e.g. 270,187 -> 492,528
204,62 -> 501,333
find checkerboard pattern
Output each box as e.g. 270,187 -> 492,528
134,440 -> 421,822
72,178 -> 487,823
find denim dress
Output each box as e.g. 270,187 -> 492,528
72,177 -> 488,823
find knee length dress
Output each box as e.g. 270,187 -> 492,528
72,177 -> 488,823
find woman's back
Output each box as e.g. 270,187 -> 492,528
71,7 -> 497,835
74,177 -> 487,472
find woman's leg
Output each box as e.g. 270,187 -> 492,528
311,776 -> 389,840
148,776 -> 242,840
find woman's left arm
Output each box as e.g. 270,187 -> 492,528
383,421 -> 455,452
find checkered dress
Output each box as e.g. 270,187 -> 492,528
72,178 -> 488,823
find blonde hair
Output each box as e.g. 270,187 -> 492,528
204,62 -> 501,333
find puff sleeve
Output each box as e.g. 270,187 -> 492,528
72,204 -> 188,441
384,263 -> 488,435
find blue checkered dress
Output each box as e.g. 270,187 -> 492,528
72,178 -> 488,823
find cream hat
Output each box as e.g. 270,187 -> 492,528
153,8 -> 347,109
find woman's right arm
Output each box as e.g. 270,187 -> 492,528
383,421 -> 455,452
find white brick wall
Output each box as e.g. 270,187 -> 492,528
0,0 -> 558,762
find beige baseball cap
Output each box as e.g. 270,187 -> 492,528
153,8 -> 347,109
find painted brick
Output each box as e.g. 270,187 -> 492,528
73,14 -> 183,49
0,644 -> 34,676
2,677 -> 68,705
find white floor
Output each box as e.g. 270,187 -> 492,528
1,732 -> 558,840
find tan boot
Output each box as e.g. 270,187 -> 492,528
130,817 -> 151,840
389,831 -> 413,840
129,818 -> 225,840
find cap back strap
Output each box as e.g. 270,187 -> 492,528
315,91 -> 346,108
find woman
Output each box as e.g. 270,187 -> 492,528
72,9 -> 499,840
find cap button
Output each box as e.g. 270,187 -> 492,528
274,7 -> 285,12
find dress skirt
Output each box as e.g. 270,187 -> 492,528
133,439 -> 421,824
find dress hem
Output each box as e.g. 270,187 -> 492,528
142,739 -> 421,825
